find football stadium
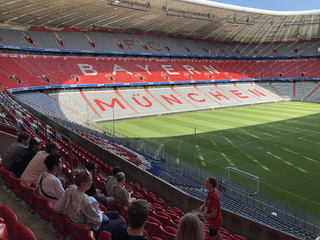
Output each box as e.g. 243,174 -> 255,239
0,0 -> 319,239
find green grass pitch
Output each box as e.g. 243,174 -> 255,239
98,102 -> 320,215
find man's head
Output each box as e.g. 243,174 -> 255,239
17,132 -> 30,145
113,167 -> 121,177
29,138 -> 41,151
205,177 -> 217,191
45,142 -> 60,155
127,200 -> 149,230
44,154 -> 61,174
85,162 -> 97,176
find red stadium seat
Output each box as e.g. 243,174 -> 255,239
231,234 -> 247,240
164,225 -> 177,235
65,216 -> 95,240
223,235 -> 232,240
145,220 -> 162,238
131,191 -> 143,199
154,211 -> 178,228
97,231 -> 111,240
33,192 -> 53,222
143,230 -> 149,239
108,202 -> 127,219
165,209 -> 181,221
0,217 -> 9,240
0,168 -> 14,189
20,181 -> 36,212
157,227 -> 175,240
51,210 -> 68,239
10,175 -> 24,199
167,207 -> 184,217
12,224 -> 37,240
220,227 -> 231,236
146,219 -> 175,240
99,202 -> 107,213
147,216 -> 162,226
151,203 -> 165,212
0,205 -> 18,235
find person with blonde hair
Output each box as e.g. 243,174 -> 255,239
176,213 -> 205,240
55,169 -> 124,238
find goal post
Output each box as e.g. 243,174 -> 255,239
223,166 -> 259,195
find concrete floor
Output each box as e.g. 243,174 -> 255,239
0,184 -> 57,240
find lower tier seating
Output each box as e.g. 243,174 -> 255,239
0,90 -> 318,240
15,82 -> 284,123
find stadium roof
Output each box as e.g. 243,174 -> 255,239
0,0 -> 320,43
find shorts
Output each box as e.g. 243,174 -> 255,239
209,228 -> 219,237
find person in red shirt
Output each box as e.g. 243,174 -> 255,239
198,177 -> 223,240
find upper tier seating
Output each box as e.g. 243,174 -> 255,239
1,28 -> 320,57
0,54 -> 320,90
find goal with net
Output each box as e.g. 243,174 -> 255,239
222,166 -> 260,195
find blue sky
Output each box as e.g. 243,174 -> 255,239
210,0 -> 320,11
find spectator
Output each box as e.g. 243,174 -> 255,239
85,162 -> 114,207
112,200 -> 149,240
54,169 -> 124,238
198,178 -> 223,240
36,154 -> 65,205
104,167 -> 121,195
21,142 -> 60,185
110,172 -> 135,207
2,132 -> 30,170
176,213 -> 204,240
10,138 -> 41,177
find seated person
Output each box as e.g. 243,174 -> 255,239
110,172 -> 135,207
112,200 -> 149,240
3,132 -> 30,170
36,154 -> 65,206
85,162 -> 114,207
54,169 -> 124,238
104,167 -> 121,195
10,138 -> 41,178
21,142 -> 60,185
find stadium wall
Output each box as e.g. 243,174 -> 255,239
0,129 -> 16,155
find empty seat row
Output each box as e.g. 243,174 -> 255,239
1,28 -> 319,57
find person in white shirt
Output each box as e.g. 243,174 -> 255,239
21,142 -> 60,185
36,154 -> 65,206
54,169 -> 124,238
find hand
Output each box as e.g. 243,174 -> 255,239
197,204 -> 204,213
199,210 -> 206,216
